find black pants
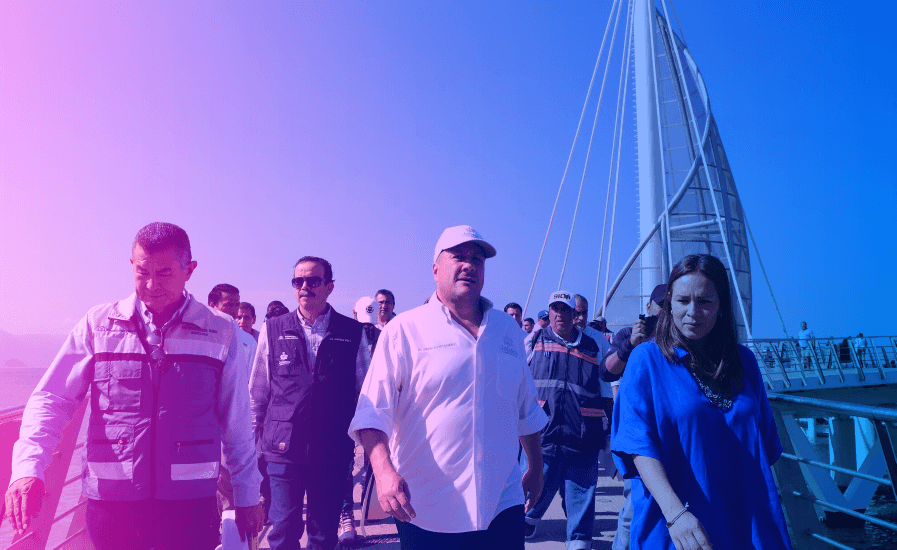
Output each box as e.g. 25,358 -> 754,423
395,504 -> 524,550
85,497 -> 218,550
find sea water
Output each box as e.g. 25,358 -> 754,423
0,368 -> 45,411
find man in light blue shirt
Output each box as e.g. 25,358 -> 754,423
798,321 -> 815,369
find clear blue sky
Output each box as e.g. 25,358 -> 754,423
0,1 -> 894,340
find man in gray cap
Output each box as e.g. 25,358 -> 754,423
524,290 -> 615,548
349,225 -> 548,549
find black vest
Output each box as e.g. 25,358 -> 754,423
261,308 -> 362,465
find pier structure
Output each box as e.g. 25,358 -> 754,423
750,334 -> 897,545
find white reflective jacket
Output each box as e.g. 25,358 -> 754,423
11,293 -> 261,505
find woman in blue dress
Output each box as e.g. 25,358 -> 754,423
611,254 -> 792,550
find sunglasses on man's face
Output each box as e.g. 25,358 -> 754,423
291,276 -> 327,289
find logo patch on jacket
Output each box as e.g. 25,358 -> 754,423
330,337 -> 352,343
95,326 -> 133,337
279,352 -> 290,366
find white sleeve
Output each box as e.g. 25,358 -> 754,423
515,325 -> 548,437
11,315 -> 94,485
249,322 -> 271,434
219,323 -> 262,507
348,324 -> 404,444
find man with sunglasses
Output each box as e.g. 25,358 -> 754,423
4,222 -> 263,550
249,256 -> 370,550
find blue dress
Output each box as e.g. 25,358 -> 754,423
611,343 -> 792,549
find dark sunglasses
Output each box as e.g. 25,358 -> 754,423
291,276 -> 328,289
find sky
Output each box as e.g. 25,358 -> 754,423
0,0 -> 894,341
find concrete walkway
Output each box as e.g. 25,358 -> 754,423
257,453 -> 625,549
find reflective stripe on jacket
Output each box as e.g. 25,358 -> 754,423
529,327 -> 612,455
82,293 -> 232,501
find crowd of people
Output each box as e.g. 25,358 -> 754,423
3,221 -> 794,550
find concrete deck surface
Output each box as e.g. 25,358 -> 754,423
256,450 -> 625,550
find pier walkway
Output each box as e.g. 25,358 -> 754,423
255,448 -> 625,549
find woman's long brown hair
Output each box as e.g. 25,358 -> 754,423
655,254 -> 744,392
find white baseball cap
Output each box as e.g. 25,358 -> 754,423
548,290 -> 576,309
433,225 -> 497,263
354,296 -> 378,324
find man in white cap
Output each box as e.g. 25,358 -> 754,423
348,225 -> 548,549
353,295 -> 381,356
524,290 -> 616,548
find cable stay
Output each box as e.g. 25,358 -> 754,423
526,0 -> 787,341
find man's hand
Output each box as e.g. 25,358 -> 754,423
376,469 -> 416,522
3,477 -> 44,535
521,463 -> 544,513
234,503 -> 264,543
359,428 -> 415,522
630,318 -> 648,347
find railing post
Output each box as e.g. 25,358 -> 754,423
786,340 -> 808,385
809,342 -> 825,385
747,341 -> 777,389
770,406 -> 823,550
847,338 -> 866,381
770,344 -> 792,389
827,337 -> 846,383
869,339 -> 887,379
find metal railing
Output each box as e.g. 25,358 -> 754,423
1,398 -> 92,550
745,335 -> 897,389
768,392 -> 897,550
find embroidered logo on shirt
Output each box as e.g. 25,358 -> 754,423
284,335 -> 299,340
499,335 -> 519,357
278,352 -> 290,366
330,337 -> 352,343
418,343 -> 456,352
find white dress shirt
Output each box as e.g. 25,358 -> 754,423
348,292 -> 548,533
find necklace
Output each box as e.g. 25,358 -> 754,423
690,371 -> 733,411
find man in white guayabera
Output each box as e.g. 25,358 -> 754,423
349,224 -> 548,549
3,222 -> 263,550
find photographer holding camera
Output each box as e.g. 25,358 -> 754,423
605,284 -> 667,387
